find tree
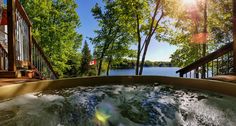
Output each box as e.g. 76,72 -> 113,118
63,53 -> 81,77
138,0 -> 165,75
22,0 -> 82,77
115,0 -> 149,75
80,41 -> 92,76
116,0 -> 173,75
91,1 -> 135,76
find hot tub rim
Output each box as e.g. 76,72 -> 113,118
0,76 -> 235,100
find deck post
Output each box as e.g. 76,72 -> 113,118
195,68 -> 199,78
28,26 -> 32,69
180,72 -> 184,77
7,0 -> 17,72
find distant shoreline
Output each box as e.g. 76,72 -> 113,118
111,60 -> 177,70
111,66 -> 179,70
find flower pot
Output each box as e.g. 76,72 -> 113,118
26,70 -> 34,79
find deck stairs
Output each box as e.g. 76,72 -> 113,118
0,42 -> 47,79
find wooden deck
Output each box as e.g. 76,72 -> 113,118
0,78 -> 40,86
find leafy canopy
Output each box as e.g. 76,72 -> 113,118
22,0 -> 82,77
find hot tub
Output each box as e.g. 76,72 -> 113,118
0,76 -> 236,126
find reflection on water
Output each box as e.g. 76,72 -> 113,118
0,84 -> 236,126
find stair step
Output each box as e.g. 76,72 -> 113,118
0,71 -> 17,78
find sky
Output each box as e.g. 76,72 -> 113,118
76,0 -> 177,62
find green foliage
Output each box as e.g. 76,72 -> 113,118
80,41 -> 92,76
22,0 -> 82,77
63,53 -> 81,78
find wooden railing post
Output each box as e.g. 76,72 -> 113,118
7,0 -> 17,72
180,72 -> 184,77
195,68 -> 199,78
28,26 -> 32,69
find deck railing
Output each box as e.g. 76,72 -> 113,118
15,0 -> 58,79
176,42 -> 233,78
0,0 -> 59,79
32,37 -> 58,79
15,0 -> 31,68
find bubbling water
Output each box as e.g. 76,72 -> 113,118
0,84 -> 236,126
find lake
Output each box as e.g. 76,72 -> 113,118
107,67 -> 180,77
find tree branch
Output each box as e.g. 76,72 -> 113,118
145,0 -> 161,41
151,8 -> 164,36
140,0 -> 161,54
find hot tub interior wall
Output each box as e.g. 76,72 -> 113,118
0,76 -> 236,100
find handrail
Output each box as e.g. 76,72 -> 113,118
177,42 -> 233,77
15,0 -> 32,27
32,37 -> 58,79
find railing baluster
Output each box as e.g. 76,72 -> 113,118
33,45 -> 35,65
38,56 -> 41,72
206,62 -> 208,78
217,58 -> 219,75
227,52 -> 230,74
221,56 -> 224,74
40,57 -> 42,73
212,60 -> 214,77
3,51 -> 6,70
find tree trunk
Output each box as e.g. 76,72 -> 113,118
201,0 -> 207,78
97,59 -> 103,76
97,48 -> 106,76
97,41 -> 114,75
139,38 -> 151,75
136,14 -> 141,75
106,57 -> 112,76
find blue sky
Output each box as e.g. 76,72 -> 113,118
76,0 -> 177,62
